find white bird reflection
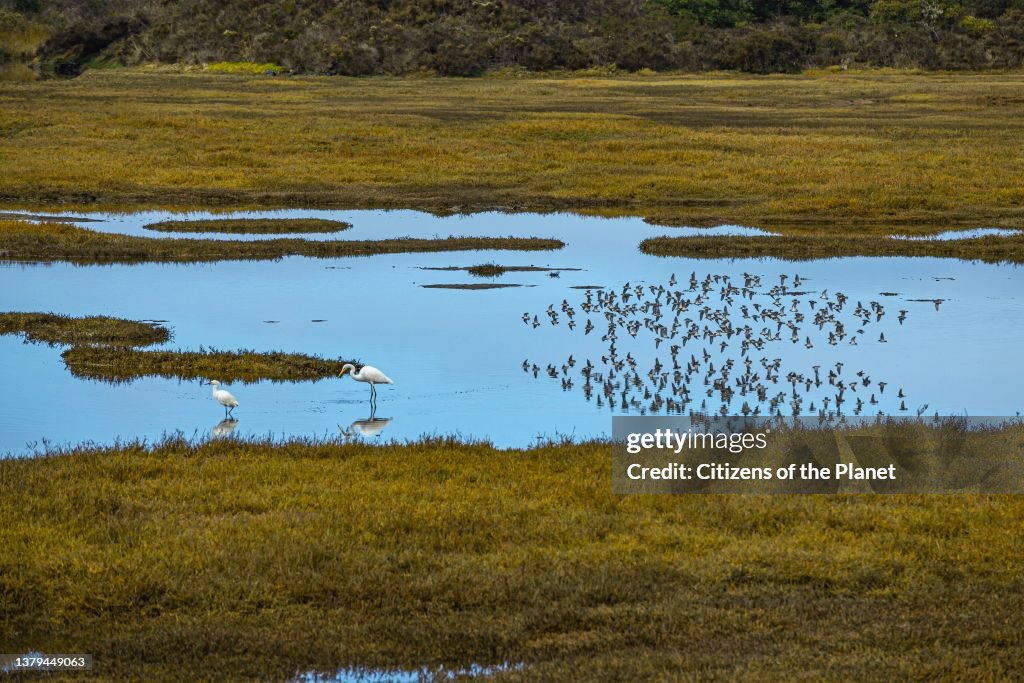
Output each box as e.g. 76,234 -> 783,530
339,416 -> 393,440
212,417 -> 239,437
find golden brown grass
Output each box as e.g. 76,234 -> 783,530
0,312 -> 169,347
61,346 -> 355,383
1,435 -> 1022,681
641,231 -> 1024,262
1,69 -> 1023,234
0,311 -> 355,382
0,219 -> 562,265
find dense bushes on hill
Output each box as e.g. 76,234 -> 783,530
2,0 -> 1023,77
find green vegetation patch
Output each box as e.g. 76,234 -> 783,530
143,218 -> 352,234
0,312 -> 169,347
1,431 -> 1022,680
640,233 -> 1024,263
61,346 -> 355,383
205,62 -> 285,75
0,220 -> 563,265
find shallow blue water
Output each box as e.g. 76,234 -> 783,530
891,227 -> 1024,240
293,661 -> 523,682
1,209 -> 1021,455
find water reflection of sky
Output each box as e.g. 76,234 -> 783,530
293,661 -> 523,682
1,209 -> 1022,456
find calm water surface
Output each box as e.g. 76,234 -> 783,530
1,209 -> 1021,455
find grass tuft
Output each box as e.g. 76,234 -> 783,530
466,262 -> 507,277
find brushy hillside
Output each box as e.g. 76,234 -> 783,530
3,0 -> 1024,78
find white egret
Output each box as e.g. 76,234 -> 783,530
339,364 -> 393,401
208,380 -> 239,417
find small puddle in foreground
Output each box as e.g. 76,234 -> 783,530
294,661 -> 524,682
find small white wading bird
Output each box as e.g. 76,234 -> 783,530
339,364 -> 394,402
208,380 -> 239,417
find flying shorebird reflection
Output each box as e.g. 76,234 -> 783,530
212,417 -> 239,437
339,416 -> 393,440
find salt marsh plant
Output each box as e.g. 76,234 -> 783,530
466,263 -> 508,277
0,312 -> 169,347
0,219 -> 563,265
1,429 -> 1022,680
62,346 -> 356,383
640,232 -> 1024,263
0,312 -> 355,382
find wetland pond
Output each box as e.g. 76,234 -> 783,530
1,209 -> 1023,455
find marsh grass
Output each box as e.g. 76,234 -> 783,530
0,312 -> 170,347
2,70 -> 1024,235
143,218 -> 352,234
641,232 -> 1024,263
0,311 -> 354,382
1,429 -> 1022,680
0,220 -> 562,265
61,346 -> 355,383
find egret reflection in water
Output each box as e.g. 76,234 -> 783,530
212,417 -> 240,437
338,395 -> 394,440
339,417 -> 394,440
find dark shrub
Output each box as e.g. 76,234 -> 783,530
734,28 -> 805,72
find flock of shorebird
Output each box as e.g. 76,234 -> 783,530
523,271 -> 930,418
200,270 -> 935,428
